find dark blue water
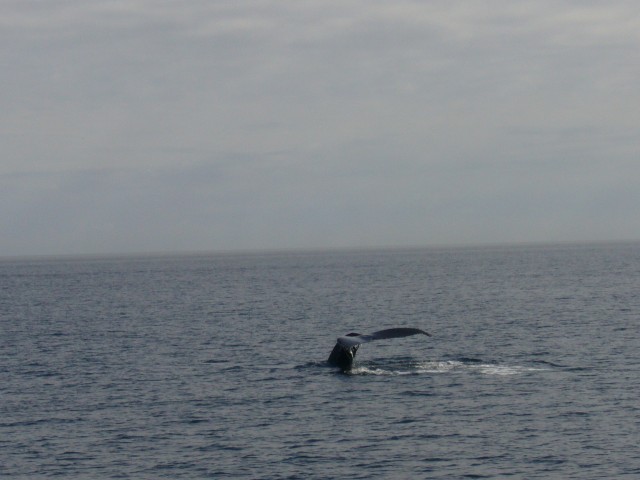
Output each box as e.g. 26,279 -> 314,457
2,243 -> 640,478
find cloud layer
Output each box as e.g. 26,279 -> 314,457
2,1 -> 640,255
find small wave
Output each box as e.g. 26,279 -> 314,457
531,359 -> 567,368
295,361 -> 327,370
453,357 -> 484,364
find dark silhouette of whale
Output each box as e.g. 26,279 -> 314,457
327,327 -> 431,370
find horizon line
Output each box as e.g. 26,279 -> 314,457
2,238 -> 640,262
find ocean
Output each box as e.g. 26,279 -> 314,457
2,243 -> 640,479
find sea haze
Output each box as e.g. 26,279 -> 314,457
2,243 -> 640,478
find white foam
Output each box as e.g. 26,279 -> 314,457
350,360 -> 463,376
348,361 -> 548,376
473,364 -> 547,376
349,366 -> 391,376
414,360 -> 463,374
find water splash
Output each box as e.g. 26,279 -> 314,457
344,358 -> 550,376
473,364 -> 548,376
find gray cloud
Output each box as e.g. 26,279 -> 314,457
2,1 -> 640,256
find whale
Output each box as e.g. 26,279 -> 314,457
327,327 -> 431,371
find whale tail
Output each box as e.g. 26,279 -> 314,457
327,327 -> 430,370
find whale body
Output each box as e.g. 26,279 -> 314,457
327,327 -> 431,371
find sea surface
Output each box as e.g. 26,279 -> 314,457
2,243 -> 640,479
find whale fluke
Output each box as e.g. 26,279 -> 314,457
327,327 -> 431,370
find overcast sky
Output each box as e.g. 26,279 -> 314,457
2,0 -> 640,256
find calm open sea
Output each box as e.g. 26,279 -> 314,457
2,243 -> 640,479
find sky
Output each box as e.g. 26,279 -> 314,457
2,0 -> 640,257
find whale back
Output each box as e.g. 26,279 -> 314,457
327,342 -> 359,370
